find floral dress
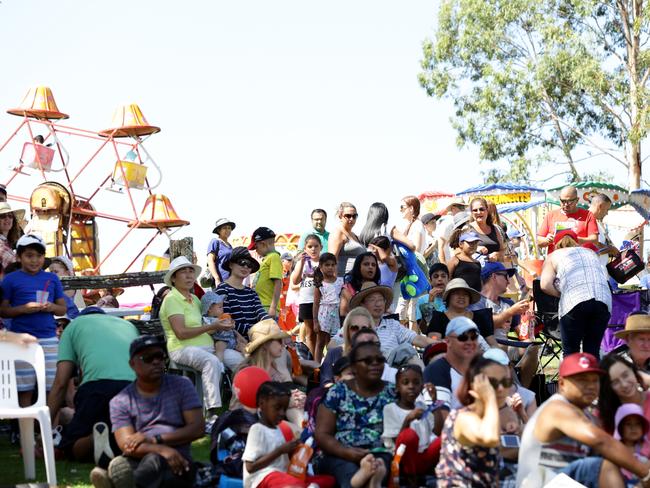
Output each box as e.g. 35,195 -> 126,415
322,380 -> 395,448
435,408 -> 499,487
317,277 -> 344,335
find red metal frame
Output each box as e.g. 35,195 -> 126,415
0,115 -> 180,274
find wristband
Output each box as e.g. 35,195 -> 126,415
155,434 -> 164,445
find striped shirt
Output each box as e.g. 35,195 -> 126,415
375,318 -> 417,358
553,247 -> 612,317
215,282 -> 270,338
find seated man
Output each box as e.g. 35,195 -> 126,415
424,316 -> 479,416
90,335 -> 203,488
517,353 -> 650,487
350,282 -> 434,365
469,261 -> 538,387
48,308 -> 139,463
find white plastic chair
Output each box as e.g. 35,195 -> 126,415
0,342 -> 57,485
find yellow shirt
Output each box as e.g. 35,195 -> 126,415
254,251 -> 283,308
160,287 -> 212,352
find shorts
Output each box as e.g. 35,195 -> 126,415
211,330 -> 237,349
16,336 -> 58,392
60,379 -> 131,456
557,456 -> 603,487
299,303 -> 314,321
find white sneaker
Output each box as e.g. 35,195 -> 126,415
93,422 -> 115,466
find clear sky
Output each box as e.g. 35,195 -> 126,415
0,0 -> 634,284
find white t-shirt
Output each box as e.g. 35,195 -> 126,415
434,215 -> 455,261
397,219 -> 427,254
242,423 -> 289,488
382,402 -> 435,452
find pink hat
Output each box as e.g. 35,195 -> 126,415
614,403 -> 649,440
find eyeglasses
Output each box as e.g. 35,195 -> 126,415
354,355 -> 386,366
488,377 -> 514,389
472,207 -> 486,213
452,331 -> 479,342
235,259 -> 254,268
343,213 -> 358,219
137,351 -> 168,363
560,198 -> 578,204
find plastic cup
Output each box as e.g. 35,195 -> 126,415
36,290 -> 49,304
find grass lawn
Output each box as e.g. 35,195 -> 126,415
0,429 -> 212,488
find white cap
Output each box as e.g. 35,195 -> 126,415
16,234 -> 46,252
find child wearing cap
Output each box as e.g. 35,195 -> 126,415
0,234 -> 66,405
614,403 -> 650,485
200,291 -> 246,367
48,255 -> 82,319
249,227 -> 283,318
447,229 -> 482,292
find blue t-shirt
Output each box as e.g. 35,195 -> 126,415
2,270 -> 65,338
640,274 -> 650,289
207,238 -> 232,281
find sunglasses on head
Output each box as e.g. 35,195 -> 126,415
235,259 -> 254,268
453,330 -> 478,342
354,355 -> 386,366
343,213 -> 358,219
137,351 -> 168,364
488,377 -> 514,389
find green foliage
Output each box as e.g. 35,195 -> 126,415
420,0 -> 650,187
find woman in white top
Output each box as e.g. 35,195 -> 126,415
395,195 -> 427,330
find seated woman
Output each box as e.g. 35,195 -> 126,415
159,256 -> 235,427
435,354 -> 506,487
315,340 -> 395,488
426,278 -> 495,349
320,307 -> 374,386
234,319 -> 306,431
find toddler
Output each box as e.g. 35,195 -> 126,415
201,291 -> 245,363
615,403 -> 650,486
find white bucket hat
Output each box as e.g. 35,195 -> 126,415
164,256 -> 202,287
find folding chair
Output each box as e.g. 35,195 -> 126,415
532,279 -> 562,378
0,342 -> 57,485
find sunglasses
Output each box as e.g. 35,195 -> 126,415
347,324 -> 367,333
137,351 -> 168,364
343,213 -> 358,219
471,207 -> 486,213
488,377 -> 514,389
494,272 -> 509,279
235,259 -> 254,268
560,198 -> 578,204
452,330 -> 479,342
354,355 -> 386,366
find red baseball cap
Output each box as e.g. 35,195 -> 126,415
559,353 -> 605,378
554,229 -> 579,246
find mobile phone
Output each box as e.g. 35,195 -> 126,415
500,434 -> 520,448
370,447 -> 389,454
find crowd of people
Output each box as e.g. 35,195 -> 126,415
2,186 -> 650,488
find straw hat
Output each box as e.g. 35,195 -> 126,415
164,256 -> 202,287
0,202 -> 25,223
442,278 -> 481,304
614,314 -> 650,340
349,282 -> 394,310
246,319 -> 289,354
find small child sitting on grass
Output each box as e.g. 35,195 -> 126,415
242,381 -> 335,488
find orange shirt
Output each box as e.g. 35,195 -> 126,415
537,208 -> 598,252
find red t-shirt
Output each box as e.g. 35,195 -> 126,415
537,208 -> 598,252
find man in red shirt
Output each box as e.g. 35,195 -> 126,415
537,185 -> 598,253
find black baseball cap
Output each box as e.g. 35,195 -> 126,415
130,334 -> 166,358
248,227 -> 276,249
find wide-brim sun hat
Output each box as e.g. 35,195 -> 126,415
0,202 -> 26,223
246,319 -> 290,354
164,256 -> 202,287
614,313 -> 650,340
442,278 -> 481,304
349,282 -> 394,310
212,218 -> 236,234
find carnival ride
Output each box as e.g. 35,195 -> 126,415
0,86 -> 188,275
